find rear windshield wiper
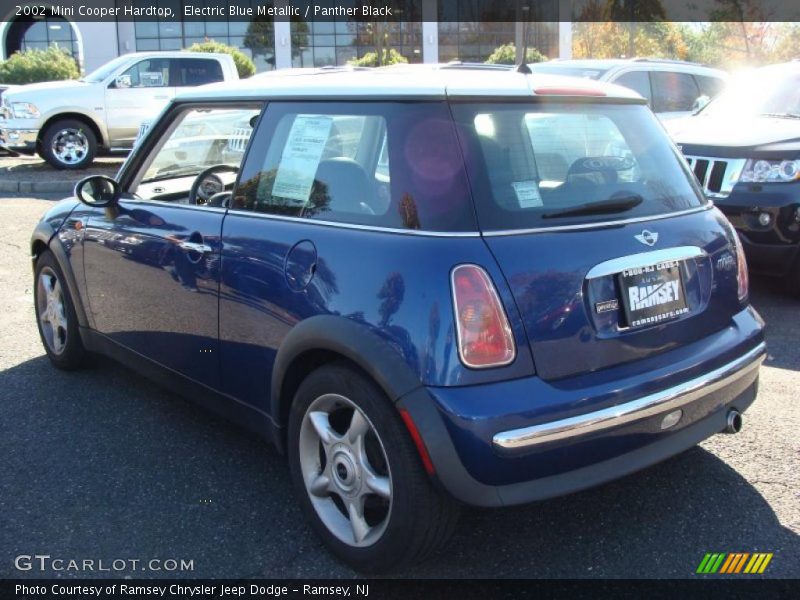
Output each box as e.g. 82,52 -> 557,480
760,112 -> 800,120
542,195 -> 643,219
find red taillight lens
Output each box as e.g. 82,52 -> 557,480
733,230 -> 749,301
451,264 -> 516,368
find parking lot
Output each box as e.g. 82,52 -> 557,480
1,194 -> 798,579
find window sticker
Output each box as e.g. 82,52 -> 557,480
512,180 -> 543,208
272,115 -> 334,203
140,72 -> 164,87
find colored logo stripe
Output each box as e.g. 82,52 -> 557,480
697,553 -> 773,574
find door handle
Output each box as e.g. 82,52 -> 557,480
179,241 -> 212,254
154,95 -> 169,99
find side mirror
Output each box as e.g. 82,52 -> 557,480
692,95 -> 710,114
75,175 -> 120,207
114,74 -> 132,89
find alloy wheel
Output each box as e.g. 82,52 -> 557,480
51,128 -> 89,165
298,393 -> 393,547
36,267 -> 68,355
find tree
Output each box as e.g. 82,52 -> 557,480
485,43 -> 547,64
0,46 -> 80,84
348,48 -> 408,67
185,40 -> 255,78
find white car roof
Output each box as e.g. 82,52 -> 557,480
176,64 -> 645,101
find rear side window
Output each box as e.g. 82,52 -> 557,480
651,71 -> 701,112
232,102 -> 476,232
451,102 -> 704,232
613,71 -> 652,105
694,75 -> 725,99
172,58 -> 224,86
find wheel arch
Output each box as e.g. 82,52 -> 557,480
31,229 -> 90,330
270,315 -> 423,453
38,112 -> 107,149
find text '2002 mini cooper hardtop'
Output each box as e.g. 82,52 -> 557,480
31,65 -> 765,572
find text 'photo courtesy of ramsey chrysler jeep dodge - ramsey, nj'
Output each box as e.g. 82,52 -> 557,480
30,64 -> 765,573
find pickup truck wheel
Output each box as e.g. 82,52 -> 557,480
288,362 -> 459,573
41,119 -> 97,170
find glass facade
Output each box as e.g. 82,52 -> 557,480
16,18 -> 80,59
119,0 -> 560,72
437,0 -> 558,63
132,0 -> 275,71
290,21 -> 422,68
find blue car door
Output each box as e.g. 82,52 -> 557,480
82,103 -> 262,391
83,202 -> 225,389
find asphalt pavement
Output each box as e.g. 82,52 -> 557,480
1,196 -> 798,579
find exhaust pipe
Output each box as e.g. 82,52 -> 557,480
724,410 -> 743,434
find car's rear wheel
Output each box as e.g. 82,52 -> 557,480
287,362 -> 459,573
40,119 -> 97,170
34,251 -> 86,369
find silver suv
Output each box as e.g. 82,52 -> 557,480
531,58 -> 728,121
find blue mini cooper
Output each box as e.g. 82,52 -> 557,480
31,65 -> 766,572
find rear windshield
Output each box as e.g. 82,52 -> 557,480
451,102 -> 705,231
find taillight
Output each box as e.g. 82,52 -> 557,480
733,230 -> 749,301
451,264 -> 516,368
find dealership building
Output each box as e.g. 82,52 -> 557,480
0,1 -> 573,74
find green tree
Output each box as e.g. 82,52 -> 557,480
485,43 -> 547,65
0,46 -> 79,84
348,48 -> 408,67
185,40 -> 255,78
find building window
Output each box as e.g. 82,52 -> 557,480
437,0 -> 559,63
291,20 -> 422,68
131,0 -> 275,71
15,18 -> 79,60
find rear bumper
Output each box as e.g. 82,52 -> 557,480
398,308 -> 765,507
493,342 -> 764,453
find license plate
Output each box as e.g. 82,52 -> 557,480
618,260 -> 689,328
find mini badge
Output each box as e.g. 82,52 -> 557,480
595,299 -> 620,314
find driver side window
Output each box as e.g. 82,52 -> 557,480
129,105 -> 262,205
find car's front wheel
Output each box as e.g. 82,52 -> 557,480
40,119 -> 97,170
34,251 -> 86,369
288,362 -> 459,573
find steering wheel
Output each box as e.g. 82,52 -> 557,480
566,156 -> 636,185
189,164 -> 239,206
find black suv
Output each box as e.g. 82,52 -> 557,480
668,62 -> 800,296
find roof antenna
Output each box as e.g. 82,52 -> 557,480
516,12 -> 531,74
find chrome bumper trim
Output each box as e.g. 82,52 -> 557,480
492,342 -> 766,452
585,246 -> 706,279
0,127 -> 38,148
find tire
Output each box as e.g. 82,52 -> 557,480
785,255 -> 800,298
40,118 -> 97,170
287,362 -> 459,573
34,250 -> 87,370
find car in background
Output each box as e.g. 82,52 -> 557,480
530,58 -> 728,121
666,62 -> 800,296
0,52 -> 238,170
31,65 -> 764,572
0,84 -> 17,102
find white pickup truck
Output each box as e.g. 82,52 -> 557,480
0,51 -> 238,169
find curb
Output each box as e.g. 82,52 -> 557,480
0,180 -> 75,194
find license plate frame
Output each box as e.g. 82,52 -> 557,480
618,259 -> 689,329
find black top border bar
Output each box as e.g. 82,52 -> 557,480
1,0 -> 800,23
